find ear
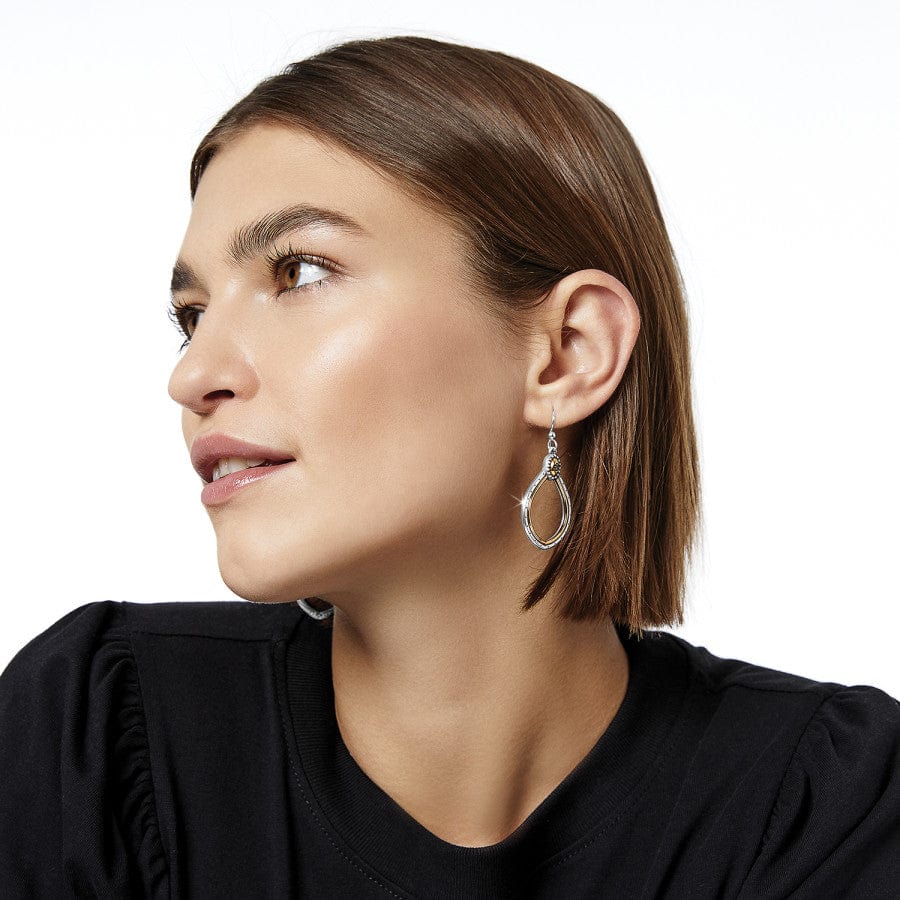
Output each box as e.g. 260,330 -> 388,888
523,269 -> 641,429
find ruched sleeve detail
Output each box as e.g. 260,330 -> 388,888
738,684 -> 900,898
0,601 -> 168,897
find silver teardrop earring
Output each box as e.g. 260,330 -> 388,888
521,403 -> 572,550
297,597 -> 334,620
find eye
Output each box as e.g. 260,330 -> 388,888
271,249 -> 335,295
168,302 -> 204,350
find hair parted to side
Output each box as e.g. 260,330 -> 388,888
189,35 -> 702,637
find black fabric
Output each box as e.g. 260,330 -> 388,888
1,600 -> 898,898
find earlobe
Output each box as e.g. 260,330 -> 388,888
523,269 -> 640,429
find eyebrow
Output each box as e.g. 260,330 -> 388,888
170,203 -> 367,296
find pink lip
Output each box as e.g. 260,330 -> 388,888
200,461 -> 293,507
190,433 -> 295,484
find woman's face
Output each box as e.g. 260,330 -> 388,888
168,124 -> 537,605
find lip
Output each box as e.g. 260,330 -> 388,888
190,433 -> 295,484
200,460 -> 293,507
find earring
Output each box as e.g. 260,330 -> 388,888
521,403 -> 572,550
297,598 -> 335,620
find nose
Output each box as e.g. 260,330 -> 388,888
167,305 -> 260,417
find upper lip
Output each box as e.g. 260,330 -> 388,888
190,433 -> 295,484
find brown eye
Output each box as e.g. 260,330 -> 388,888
278,255 -> 331,292
168,302 -> 204,346
182,307 -> 204,336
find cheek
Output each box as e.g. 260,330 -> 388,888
291,305 -> 512,512
314,310 -> 464,435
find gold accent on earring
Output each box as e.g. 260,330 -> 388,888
521,403 -> 572,550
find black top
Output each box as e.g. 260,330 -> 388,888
1,601 -> 898,899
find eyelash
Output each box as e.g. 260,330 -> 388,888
167,243 -> 338,351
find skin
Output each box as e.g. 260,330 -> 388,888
168,123 -> 641,847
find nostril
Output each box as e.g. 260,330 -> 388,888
203,389 -> 236,402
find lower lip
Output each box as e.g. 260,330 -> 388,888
201,462 -> 293,507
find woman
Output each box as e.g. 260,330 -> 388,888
1,34 -> 897,898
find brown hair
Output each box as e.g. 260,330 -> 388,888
189,35 -> 702,636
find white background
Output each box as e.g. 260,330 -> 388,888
1,1 -> 897,697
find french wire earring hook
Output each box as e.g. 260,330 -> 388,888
520,401 -> 572,550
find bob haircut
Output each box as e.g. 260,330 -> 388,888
188,35 -> 702,637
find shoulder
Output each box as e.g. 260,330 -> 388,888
655,628 -> 849,696
653,628 -> 900,781
2,599 -> 304,680
640,629 -> 900,896
736,683 -> 900,897
0,599 -> 306,896
0,599 -> 307,755
0,600 -> 127,715
645,627 -> 886,735
0,602 -> 155,892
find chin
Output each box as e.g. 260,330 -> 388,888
215,537 -> 315,605
219,564 -> 308,605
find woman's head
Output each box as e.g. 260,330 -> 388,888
168,35 -> 700,635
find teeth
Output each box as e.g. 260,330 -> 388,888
211,458 -> 270,482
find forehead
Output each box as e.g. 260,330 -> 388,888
182,123 -> 462,259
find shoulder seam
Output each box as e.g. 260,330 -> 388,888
125,629 -> 280,642
703,682 -> 839,697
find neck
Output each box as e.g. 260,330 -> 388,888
328,569 -> 629,847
